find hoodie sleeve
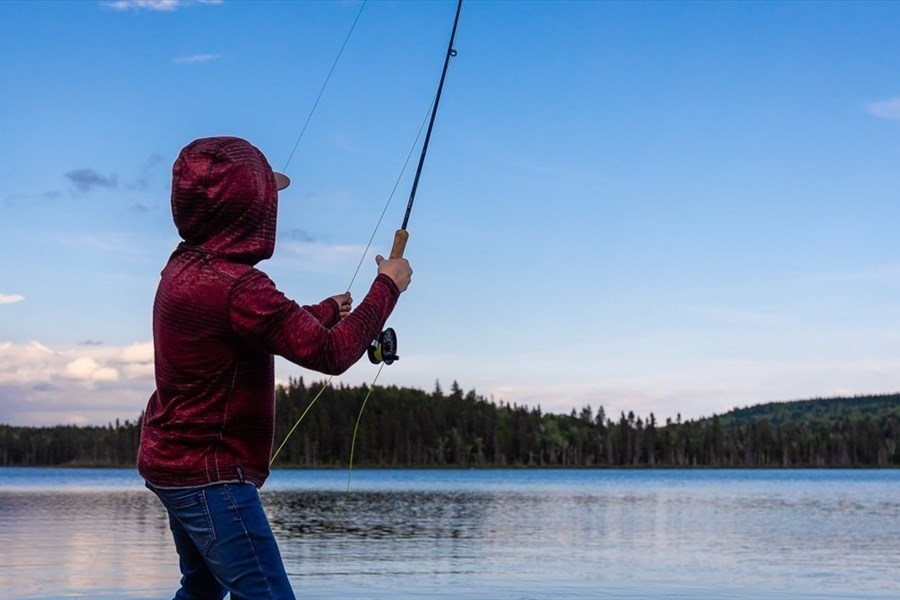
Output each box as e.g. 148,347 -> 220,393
301,298 -> 340,328
228,270 -> 400,375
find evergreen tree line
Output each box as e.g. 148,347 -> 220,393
2,380 -> 899,468
0,418 -> 141,467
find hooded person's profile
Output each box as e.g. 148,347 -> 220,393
140,134 -> 411,600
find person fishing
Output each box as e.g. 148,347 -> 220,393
137,136 -> 412,599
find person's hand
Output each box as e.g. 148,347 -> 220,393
376,255 -> 412,293
330,292 -> 352,319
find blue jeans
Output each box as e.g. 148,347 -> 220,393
147,482 -> 296,600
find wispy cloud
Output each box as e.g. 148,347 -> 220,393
866,97 -> 900,120
474,381 -> 737,423
2,193 -> 26,205
4,190 -> 62,206
65,168 -> 118,193
103,0 -> 222,12
280,228 -> 315,243
173,53 -> 221,65
681,304 -> 785,328
274,240 -> 372,274
58,234 -> 128,253
126,153 -> 164,190
820,263 -> 900,286
0,294 -> 25,305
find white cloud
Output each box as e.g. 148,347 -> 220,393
64,357 -> 120,382
173,53 -> 221,65
0,341 -> 153,387
103,0 -> 222,11
0,340 -> 155,425
0,294 -> 25,305
123,362 -> 155,379
120,341 -> 154,363
866,97 -> 900,120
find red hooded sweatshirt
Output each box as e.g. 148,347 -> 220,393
137,137 -> 399,488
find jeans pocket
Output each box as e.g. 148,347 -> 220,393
156,487 -> 217,556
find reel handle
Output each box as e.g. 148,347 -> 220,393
390,229 -> 409,259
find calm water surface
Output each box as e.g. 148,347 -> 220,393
0,468 -> 897,599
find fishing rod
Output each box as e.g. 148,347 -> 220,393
368,0 -> 463,366
388,0 -> 462,261
271,0 -> 464,465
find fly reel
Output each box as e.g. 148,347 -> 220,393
368,327 -> 399,365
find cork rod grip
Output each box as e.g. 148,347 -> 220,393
390,229 -> 409,259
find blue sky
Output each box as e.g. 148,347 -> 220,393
1,0 -> 899,426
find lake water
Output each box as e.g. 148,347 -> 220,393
0,468 -> 898,599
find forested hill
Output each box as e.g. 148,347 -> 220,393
1,380 -> 899,467
719,393 -> 900,426
693,393 -> 900,467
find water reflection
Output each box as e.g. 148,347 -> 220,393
265,490 -> 492,539
1,470 -> 899,599
0,490 -> 177,599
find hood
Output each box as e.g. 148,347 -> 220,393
171,136 -> 279,264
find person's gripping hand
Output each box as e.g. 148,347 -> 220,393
376,255 -> 412,293
330,292 -> 353,320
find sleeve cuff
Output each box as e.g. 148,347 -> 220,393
374,273 -> 401,299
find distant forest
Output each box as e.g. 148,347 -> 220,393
2,379 -> 900,468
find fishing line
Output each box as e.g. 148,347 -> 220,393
271,86 -> 439,468
281,0 -> 368,174
73,5 -> 369,592
269,95 -> 432,471
315,365 -> 382,537
343,0 -> 462,494
345,364 -> 383,491
346,95 -> 437,291
273,0 -> 462,511
270,376 -> 333,466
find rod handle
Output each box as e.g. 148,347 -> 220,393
390,229 -> 409,259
